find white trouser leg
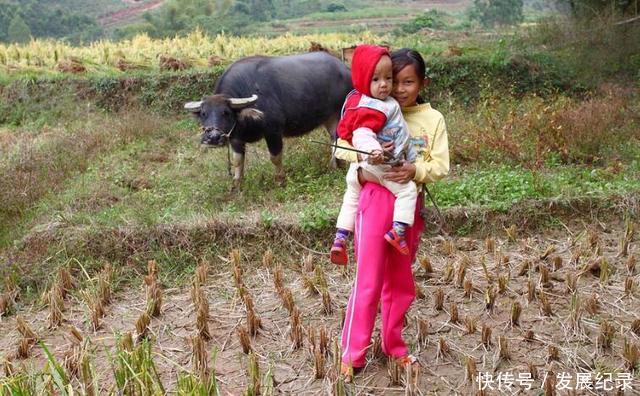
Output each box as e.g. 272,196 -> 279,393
336,164 -> 362,232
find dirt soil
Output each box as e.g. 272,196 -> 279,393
0,216 -> 639,394
99,0 -> 165,29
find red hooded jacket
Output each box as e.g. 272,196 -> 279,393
337,45 -> 390,143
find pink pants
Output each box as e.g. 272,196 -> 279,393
341,182 -> 424,367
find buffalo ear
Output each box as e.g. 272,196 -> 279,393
238,108 -> 264,122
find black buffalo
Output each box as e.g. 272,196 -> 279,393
185,51 -> 352,189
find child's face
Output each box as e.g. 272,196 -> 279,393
393,64 -> 424,108
369,55 -> 392,100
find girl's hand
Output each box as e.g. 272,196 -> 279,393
383,160 -> 416,183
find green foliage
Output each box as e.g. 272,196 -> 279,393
469,0 -> 524,27
300,203 -> 335,232
560,0 -> 639,18
398,10 -> 447,34
7,15 -> 31,44
326,2 -> 347,12
0,0 -> 102,44
522,15 -> 640,83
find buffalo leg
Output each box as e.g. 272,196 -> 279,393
230,140 -> 246,191
265,134 -> 285,186
323,114 -> 340,169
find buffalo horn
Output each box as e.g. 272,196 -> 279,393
184,101 -> 203,112
228,94 -> 258,109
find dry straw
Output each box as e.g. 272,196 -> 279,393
497,274 -> 508,294
539,292 -> 553,316
598,320 -> 615,350
197,299 -> 211,341
622,338 -> 639,371
631,319 -> 640,336
464,279 -> 473,299
191,335 -> 208,379
449,303 -> 459,324
510,301 -> 522,327
585,293 -> 599,316
414,282 -> 425,300
465,356 -> 477,384
322,290 -> 333,315
497,335 -> 510,361
481,324 -> 492,348
420,257 -> 433,274
565,273 -> 577,294
485,237 -> 495,253
48,285 -> 65,328
456,257 -> 468,288
263,250 -> 274,268
517,260 -> 531,277
442,261 -> 454,283
289,307 -> 304,350
237,326 -> 252,354
484,286 -> 495,313
436,337 -> 451,360
416,318 -> 429,346
135,312 -> 151,341
464,316 -> 477,335
527,278 -> 536,302
433,288 -> 444,311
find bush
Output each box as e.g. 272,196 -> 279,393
469,0 -> 524,27
399,10 -> 447,33
448,86 -> 640,167
326,2 -> 347,12
523,16 -> 640,83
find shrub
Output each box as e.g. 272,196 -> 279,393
399,10 -> 447,33
448,86 -> 639,167
469,0 -> 524,27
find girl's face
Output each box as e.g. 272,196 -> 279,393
392,64 -> 425,108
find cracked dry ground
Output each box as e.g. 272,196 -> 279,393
1,218 -> 639,395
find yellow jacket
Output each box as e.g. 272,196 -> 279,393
335,103 -> 450,185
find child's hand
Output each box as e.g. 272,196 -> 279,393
367,150 -> 384,165
381,140 -> 395,154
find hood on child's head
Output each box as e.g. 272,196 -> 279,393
351,45 -> 390,97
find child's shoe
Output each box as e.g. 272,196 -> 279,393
384,229 -> 410,255
340,362 -> 363,383
395,354 -> 420,368
330,238 -> 349,265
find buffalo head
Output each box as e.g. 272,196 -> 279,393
184,94 -> 263,146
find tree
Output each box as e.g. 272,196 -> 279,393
561,0 -> 638,18
8,14 -> 31,43
470,0 -> 524,27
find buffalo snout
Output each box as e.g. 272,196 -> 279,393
200,127 -> 227,147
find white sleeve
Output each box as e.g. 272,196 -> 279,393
352,127 -> 382,156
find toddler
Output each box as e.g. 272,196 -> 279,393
331,45 -> 417,265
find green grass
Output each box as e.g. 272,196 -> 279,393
5,117 -> 638,249
432,163 -> 640,212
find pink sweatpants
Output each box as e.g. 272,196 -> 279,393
341,182 -> 424,367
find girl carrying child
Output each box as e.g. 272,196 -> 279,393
333,47 -> 450,381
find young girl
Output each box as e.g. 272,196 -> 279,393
335,48 -> 450,381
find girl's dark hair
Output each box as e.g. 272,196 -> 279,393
390,48 -> 426,80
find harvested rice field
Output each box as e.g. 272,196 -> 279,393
0,216 -> 638,395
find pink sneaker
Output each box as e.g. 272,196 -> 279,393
330,238 -> 349,265
384,229 -> 410,255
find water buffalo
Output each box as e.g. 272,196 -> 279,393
184,51 -> 352,189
